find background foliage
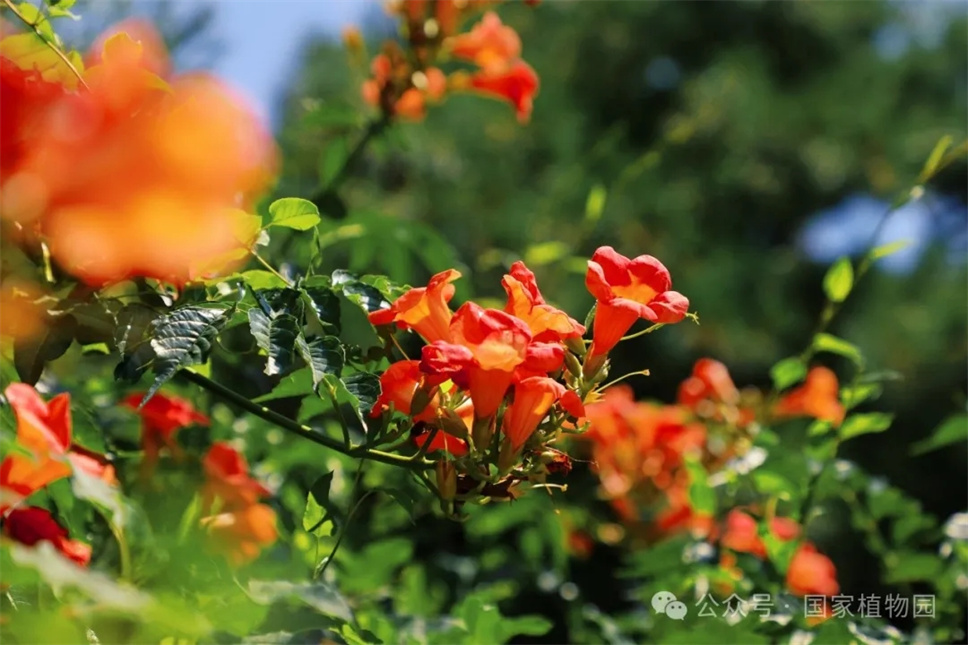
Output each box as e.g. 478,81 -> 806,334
2,1 -> 966,644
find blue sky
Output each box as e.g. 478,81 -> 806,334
203,1 -> 375,124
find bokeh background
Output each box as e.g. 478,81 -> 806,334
60,0 -> 968,639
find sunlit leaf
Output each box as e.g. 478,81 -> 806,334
822,257 -> 853,303
770,356 -> 806,391
268,197 -> 321,230
839,412 -> 893,441
144,306 -> 229,403
812,333 -> 864,366
910,414 -> 968,456
247,309 -> 300,376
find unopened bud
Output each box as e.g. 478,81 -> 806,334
410,386 -> 436,417
583,353 -> 607,382
438,408 -> 469,440
564,352 -> 583,379
565,336 -> 586,357
472,416 -> 494,453
497,437 -> 517,474
436,460 -> 457,501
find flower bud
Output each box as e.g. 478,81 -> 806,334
472,416 -> 494,454
436,460 -> 457,501
564,336 -> 586,357
564,352 -> 583,379
497,437 -> 517,474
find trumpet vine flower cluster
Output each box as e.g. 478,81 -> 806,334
359,3 -> 540,123
367,247 -> 690,509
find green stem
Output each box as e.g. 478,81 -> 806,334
178,369 -> 431,469
313,489 -> 377,581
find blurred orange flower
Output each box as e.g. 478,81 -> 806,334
199,442 -> 277,565
201,502 -> 278,567
775,366 -> 845,426
123,391 -> 210,473
1,22 -> 277,286
1,384 -> 115,512
3,506 -> 91,566
786,543 -> 840,597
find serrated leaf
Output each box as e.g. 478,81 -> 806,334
323,372 -> 381,429
296,335 -> 343,389
14,313 -> 76,385
301,286 -> 342,331
248,309 -> 300,376
268,197 -> 321,231
143,306 -> 228,404
332,270 -> 390,313
839,412 -> 893,441
770,356 -> 806,391
910,414 -> 968,456
115,304 -> 157,357
812,333 -> 864,366
822,257 -> 854,303
253,288 -> 301,317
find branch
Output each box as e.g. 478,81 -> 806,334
177,369 -> 431,470
2,0 -> 89,90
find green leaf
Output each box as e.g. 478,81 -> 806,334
839,412 -> 893,441
296,335 -> 344,389
917,134 -> 953,184
683,455 -> 715,514
870,239 -> 912,261
910,414 -> 968,456
247,309 -> 300,376
884,551 -> 943,583
584,183 -> 607,226
319,138 -> 348,186
770,356 -> 806,390
253,368 -> 315,402
144,306 -> 228,403
246,580 -> 354,623
303,471 -> 337,536
332,270 -> 390,314
301,286 -> 342,332
323,372 -> 382,428
812,333 -> 864,366
115,303 -> 157,357
14,312 -> 76,385
840,382 -> 882,410
239,270 -> 288,290
268,197 -> 321,230
501,615 -> 554,640
523,241 -> 570,267
822,257 -> 854,303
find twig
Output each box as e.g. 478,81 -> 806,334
2,0 -> 89,90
